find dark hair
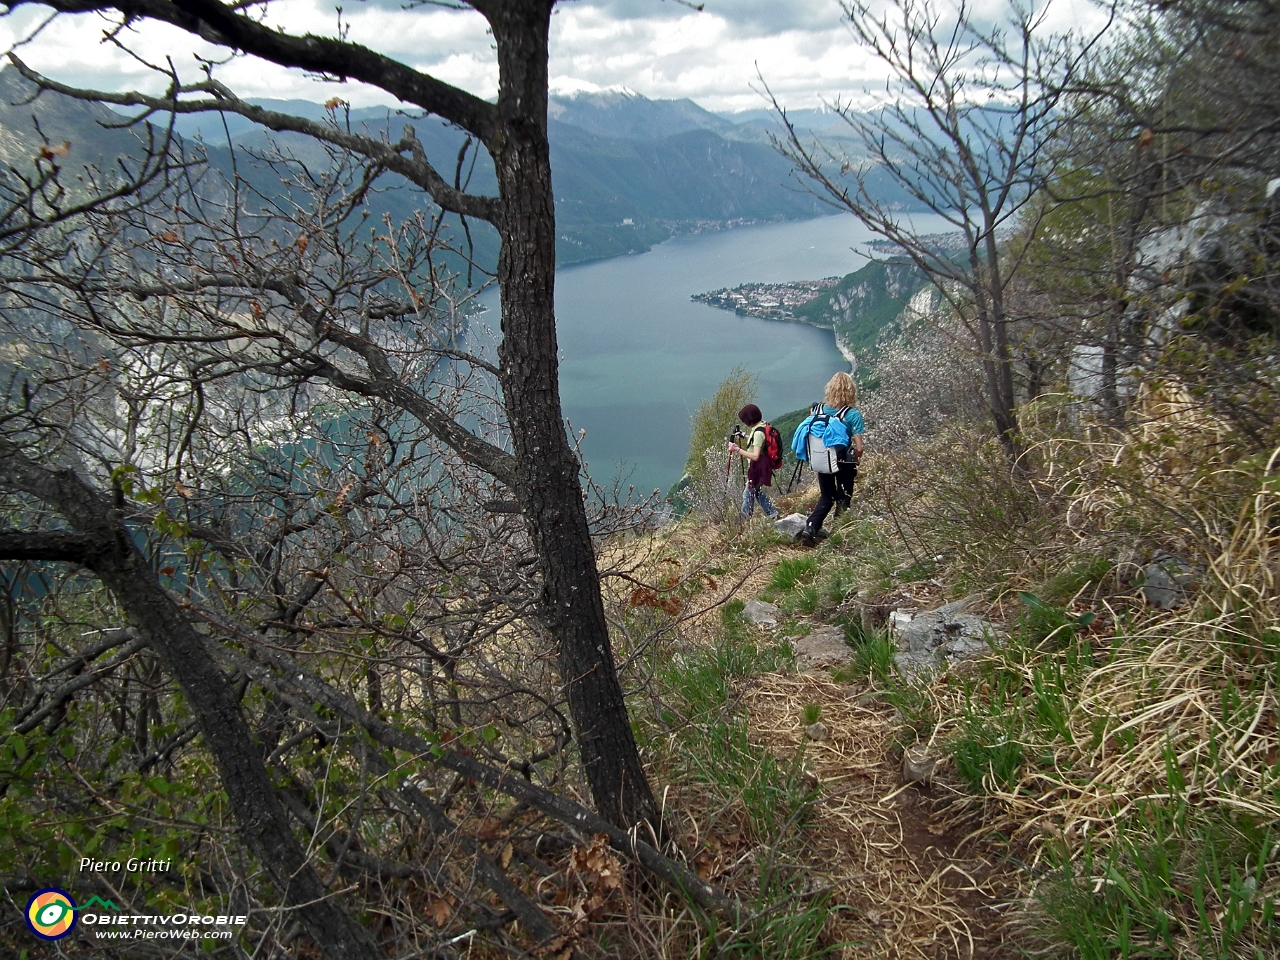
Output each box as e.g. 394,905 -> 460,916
737,404 -> 762,426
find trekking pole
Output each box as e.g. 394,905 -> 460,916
723,447 -> 733,503
785,459 -> 803,495
724,428 -> 742,508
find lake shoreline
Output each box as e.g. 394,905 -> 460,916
691,277 -> 860,373
478,212 -> 954,493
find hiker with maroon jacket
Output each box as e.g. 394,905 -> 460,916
727,404 -> 781,521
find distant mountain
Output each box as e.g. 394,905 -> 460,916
0,69 -> 149,172
550,122 -> 825,221
178,96 -> 851,266
3,72 -> 926,271
548,88 -> 733,141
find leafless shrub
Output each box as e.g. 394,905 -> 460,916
860,301 -> 987,450
0,126 -> 721,957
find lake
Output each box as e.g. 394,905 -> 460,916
476,213 -> 952,494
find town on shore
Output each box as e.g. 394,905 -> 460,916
691,278 -> 842,320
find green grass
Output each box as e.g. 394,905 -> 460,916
767,556 -> 818,596
1038,798 -> 1278,959
828,622 -> 937,738
1017,590 -> 1098,648
1038,554 -> 1114,604
784,584 -> 822,616
766,553 -> 861,619
828,622 -> 897,685
950,714 -> 1025,793
944,608 -> 1102,793
644,602 -> 836,959
921,600 -> 1280,958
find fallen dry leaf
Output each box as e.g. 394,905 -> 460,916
426,896 -> 451,928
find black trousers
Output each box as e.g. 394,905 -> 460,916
806,462 -> 857,534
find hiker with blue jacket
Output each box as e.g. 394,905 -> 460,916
727,404 -> 781,521
790,372 -> 863,547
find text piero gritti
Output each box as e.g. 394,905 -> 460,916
79,857 -> 173,873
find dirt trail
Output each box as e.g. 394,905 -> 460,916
742,671 -> 1018,959
655,516 -> 1023,959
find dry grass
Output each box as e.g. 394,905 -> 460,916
903,411 -> 1280,956
616,508 -> 1024,959
741,671 -> 1019,960
603,400 -> 1279,958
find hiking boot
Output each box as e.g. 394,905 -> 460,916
795,527 -> 818,548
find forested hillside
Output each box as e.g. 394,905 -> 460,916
0,70 -> 867,271
793,257 -> 929,356
156,85 -> 899,268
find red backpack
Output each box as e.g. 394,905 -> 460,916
760,423 -> 785,471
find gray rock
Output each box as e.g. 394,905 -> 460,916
804,721 -> 830,742
792,625 -> 853,673
933,595 -> 982,617
890,600 -> 1000,677
742,599 -> 780,628
942,634 -> 990,659
893,649 -> 940,679
774,513 -> 808,538
1140,555 -> 1195,610
901,745 -> 938,786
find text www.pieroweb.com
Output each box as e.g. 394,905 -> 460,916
83,913 -> 245,940
92,927 -> 234,940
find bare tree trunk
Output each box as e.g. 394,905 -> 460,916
0,450 -> 381,960
774,0 -> 1110,464
487,2 -> 661,833
4,0 -> 663,841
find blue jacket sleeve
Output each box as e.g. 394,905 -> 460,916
818,415 -> 851,448
791,416 -> 815,461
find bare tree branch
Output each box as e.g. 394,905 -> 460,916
7,55 -> 501,222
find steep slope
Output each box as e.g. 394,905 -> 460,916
794,258 -> 929,357
211,112 -> 840,266
4,76 -> 930,269
169,90 -> 923,265
0,68 -> 151,172
550,123 -> 827,222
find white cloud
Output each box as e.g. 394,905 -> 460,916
1,0 -> 1112,114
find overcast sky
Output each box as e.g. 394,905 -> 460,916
0,0 -> 1108,114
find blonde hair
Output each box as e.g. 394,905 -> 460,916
824,371 -> 857,407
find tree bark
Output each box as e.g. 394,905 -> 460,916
485,1 -> 662,834
5,0 -> 663,838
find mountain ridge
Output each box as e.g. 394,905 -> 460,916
1,71 -> 923,268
